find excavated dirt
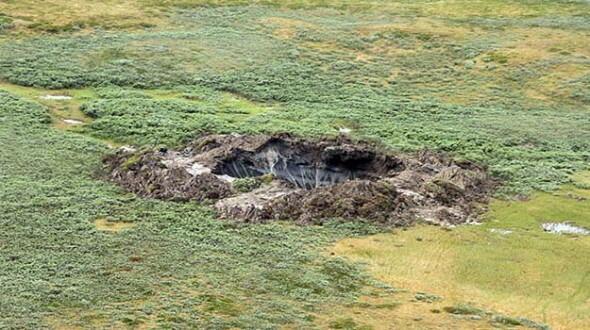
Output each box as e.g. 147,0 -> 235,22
104,133 -> 496,226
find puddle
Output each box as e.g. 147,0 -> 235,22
542,222 -> 590,235
94,218 -> 135,232
41,95 -> 72,100
61,118 -> 84,125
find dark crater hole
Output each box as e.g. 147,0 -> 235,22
213,140 -> 386,190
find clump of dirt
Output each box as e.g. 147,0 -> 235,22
104,149 -> 232,202
103,133 -> 496,226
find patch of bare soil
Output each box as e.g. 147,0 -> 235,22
103,133 -> 496,226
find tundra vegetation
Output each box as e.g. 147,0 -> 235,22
0,0 -> 588,329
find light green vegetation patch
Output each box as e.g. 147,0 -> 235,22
77,86 -> 276,147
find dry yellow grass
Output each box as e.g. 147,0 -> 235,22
256,16 -> 318,40
469,27 -> 590,68
0,0 -> 165,34
94,218 -> 135,232
328,230 -> 589,329
326,174 -> 590,329
341,17 -> 589,108
312,291 -> 497,330
523,62 -> 590,105
355,18 -> 479,40
141,0 -> 590,19
441,26 -> 590,107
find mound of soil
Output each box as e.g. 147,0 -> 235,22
103,133 -> 496,226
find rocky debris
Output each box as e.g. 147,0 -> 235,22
104,151 -> 231,202
103,133 -> 496,226
566,192 -> 586,202
261,179 -> 414,225
215,182 -> 294,221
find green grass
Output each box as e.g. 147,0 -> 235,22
0,1 -> 589,329
0,5 -> 588,194
3,1 -> 589,37
0,89 -> 382,329
141,0 -> 590,18
331,173 -> 590,328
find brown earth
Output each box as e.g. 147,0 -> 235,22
103,133 -> 496,226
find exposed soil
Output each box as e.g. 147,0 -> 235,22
104,133 -> 496,226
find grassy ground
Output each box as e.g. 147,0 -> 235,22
3,0 -> 589,35
1,3 -> 588,194
0,89 -> 387,329
0,1 -> 589,329
0,0 -> 166,34
329,174 -> 590,329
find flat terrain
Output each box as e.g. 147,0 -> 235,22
329,173 -> 590,329
0,1 -> 588,329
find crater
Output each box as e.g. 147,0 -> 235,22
212,138 -> 395,190
103,133 -> 496,226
